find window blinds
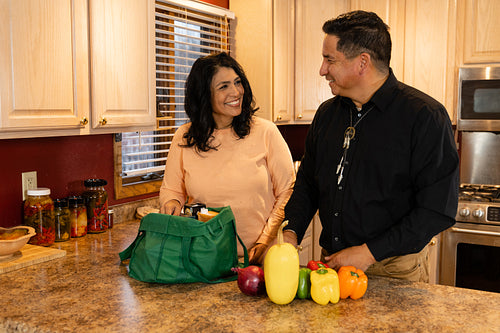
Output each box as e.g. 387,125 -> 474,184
120,0 -> 233,180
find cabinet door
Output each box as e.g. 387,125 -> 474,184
428,235 -> 440,284
298,212 -> 323,265
272,0 -> 294,124
462,0 -> 500,64
350,0 -> 405,80
89,0 -> 155,131
0,0 -> 89,133
294,0 -> 349,123
403,0 -> 455,119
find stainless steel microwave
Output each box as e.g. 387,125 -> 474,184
458,66 -> 500,131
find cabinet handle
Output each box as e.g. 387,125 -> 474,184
80,117 -> 88,126
99,118 -> 107,126
297,114 -> 303,119
276,115 -> 282,121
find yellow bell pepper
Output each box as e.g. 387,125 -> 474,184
264,220 -> 300,305
310,268 -> 340,305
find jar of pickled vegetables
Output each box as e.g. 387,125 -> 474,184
68,196 -> 87,237
54,198 -> 71,242
23,188 -> 55,246
83,179 -> 108,233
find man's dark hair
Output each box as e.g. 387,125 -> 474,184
322,10 -> 391,73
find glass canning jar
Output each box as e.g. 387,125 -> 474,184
68,196 -> 87,237
23,188 -> 55,246
83,179 -> 109,233
54,198 -> 71,242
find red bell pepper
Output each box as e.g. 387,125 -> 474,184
307,260 -> 330,271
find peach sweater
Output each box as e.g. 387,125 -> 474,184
159,117 -> 295,254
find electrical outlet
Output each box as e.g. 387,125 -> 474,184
22,171 -> 38,201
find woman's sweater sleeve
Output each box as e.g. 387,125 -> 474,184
159,126 -> 188,208
256,123 -> 296,245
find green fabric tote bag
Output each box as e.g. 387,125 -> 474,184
119,206 -> 248,284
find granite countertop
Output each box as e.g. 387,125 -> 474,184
1,220 -> 500,333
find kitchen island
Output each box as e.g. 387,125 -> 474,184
1,220 -> 499,333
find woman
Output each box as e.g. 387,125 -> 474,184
159,52 -> 295,264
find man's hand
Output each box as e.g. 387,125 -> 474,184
160,199 -> 181,215
324,243 -> 376,271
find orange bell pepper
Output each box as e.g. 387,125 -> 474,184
338,266 -> 368,300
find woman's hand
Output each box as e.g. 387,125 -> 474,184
160,199 -> 182,215
248,243 -> 268,265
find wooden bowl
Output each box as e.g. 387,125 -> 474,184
0,226 -> 36,259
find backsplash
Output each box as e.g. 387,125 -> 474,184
111,197 -> 159,224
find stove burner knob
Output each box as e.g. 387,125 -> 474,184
472,209 -> 484,218
459,208 -> 470,217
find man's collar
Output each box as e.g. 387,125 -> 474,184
339,68 -> 397,112
370,68 -> 398,113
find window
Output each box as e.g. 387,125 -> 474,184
114,0 -> 234,199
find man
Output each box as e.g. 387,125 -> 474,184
283,10 -> 459,282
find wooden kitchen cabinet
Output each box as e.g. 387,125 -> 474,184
229,0 -> 273,122
0,0 -> 155,139
428,235 -> 441,285
401,0 -> 457,123
272,0 -> 456,124
298,212 -> 323,266
273,0 -> 349,125
272,0 -> 401,124
458,0 -> 500,64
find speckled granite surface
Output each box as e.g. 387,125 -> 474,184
1,220 -> 499,333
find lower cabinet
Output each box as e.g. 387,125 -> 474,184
298,212 -> 323,266
428,235 -> 441,284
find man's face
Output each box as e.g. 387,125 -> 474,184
319,34 -> 360,98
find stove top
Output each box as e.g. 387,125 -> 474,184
459,184 -> 500,203
457,184 -> 500,225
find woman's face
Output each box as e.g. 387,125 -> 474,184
210,66 -> 244,128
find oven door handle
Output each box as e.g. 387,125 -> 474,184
451,227 -> 500,237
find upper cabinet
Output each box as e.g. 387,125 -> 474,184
272,0 -> 457,124
89,0 -> 155,131
399,0 -> 456,122
459,0 -> 500,64
0,0 -> 155,139
274,0 -> 350,124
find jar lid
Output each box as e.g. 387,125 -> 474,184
67,196 -> 79,207
54,198 -> 68,208
84,178 -> 108,187
27,188 -> 51,196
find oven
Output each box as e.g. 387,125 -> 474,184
440,185 -> 500,292
439,66 -> 500,293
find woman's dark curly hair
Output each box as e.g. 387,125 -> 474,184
182,52 -> 258,152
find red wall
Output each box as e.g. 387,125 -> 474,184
203,0 -> 228,7
0,135 -> 156,227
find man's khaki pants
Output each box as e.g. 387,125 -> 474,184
322,245 -> 429,282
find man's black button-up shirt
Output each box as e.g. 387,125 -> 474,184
284,70 -> 459,261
